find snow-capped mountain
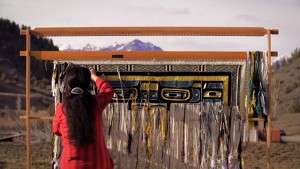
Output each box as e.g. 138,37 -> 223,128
100,39 -> 162,51
59,39 -> 163,51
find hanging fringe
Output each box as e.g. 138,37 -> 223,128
199,101 -> 229,169
247,51 -> 268,131
145,108 -> 155,159
51,136 -> 62,169
210,101 -> 222,168
51,61 -> 64,169
160,107 -> 168,141
261,52 -> 269,116
51,61 -> 57,97
228,106 -> 242,169
220,104 -> 229,169
200,102 -> 209,168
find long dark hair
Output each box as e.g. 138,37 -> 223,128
62,66 -> 95,147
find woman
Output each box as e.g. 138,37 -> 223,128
52,66 -> 114,169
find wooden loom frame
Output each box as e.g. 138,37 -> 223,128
19,26 -> 278,169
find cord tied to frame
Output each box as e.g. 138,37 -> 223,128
71,87 -> 84,95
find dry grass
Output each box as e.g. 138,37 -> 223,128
243,142 -> 300,169
272,58 -> 300,116
0,142 -> 52,169
0,109 -> 53,142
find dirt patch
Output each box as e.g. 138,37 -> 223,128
0,142 -> 51,169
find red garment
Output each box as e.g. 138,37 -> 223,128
53,77 -> 114,169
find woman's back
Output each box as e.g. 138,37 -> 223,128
53,67 -> 114,169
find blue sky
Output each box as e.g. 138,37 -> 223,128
1,0 -> 299,58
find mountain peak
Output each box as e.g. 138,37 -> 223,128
130,39 -> 143,44
60,39 -> 163,51
119,39 -> 162,51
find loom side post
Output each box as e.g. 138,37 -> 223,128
25,29 -> 31,169
266,29 -> 272,169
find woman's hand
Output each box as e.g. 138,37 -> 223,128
90,67 -> 98,82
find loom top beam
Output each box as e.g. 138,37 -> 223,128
20,27 -> 279,37
20,51 -> 249,60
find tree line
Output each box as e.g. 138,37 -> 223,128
272,48 -> 300,72
0,18 -> 58,80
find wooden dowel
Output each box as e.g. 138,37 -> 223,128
20,51 -> 248,60
24,27 -> 271,37
270,29 -> 279,35
20,116 -> 54,120
248,118 -> 265,121
20,29 -> 27,35
266,51 -> 278,57
20,50 -> 278,59
267,29 -> 272,169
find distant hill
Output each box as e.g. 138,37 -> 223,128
0,18 -> 58,110
271,50 -> 300,115
272,58 -> 300,113
0,18 -> 59,79
272,51 -> 300,136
